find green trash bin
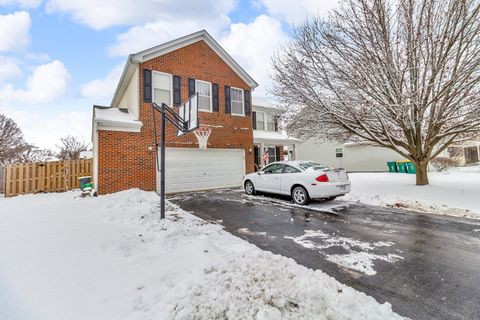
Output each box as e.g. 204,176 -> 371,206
387,161 -> 397,173
405,162 -> 416,174
396,161 -> 407,173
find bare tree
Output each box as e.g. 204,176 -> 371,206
0,114 -> 29,165
56,136 -> 90,160
271,0 -> 480,185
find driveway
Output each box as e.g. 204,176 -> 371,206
169,188 -> 480,320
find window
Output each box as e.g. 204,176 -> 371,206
283,165 -> 301,173
196,80 -> 211,111
254,111 -> 278,131
266,114 -> 275,131
299,162 -> 328,170
153,72 -> 172,106
262,163 -> 284,174
256,112 -> 265,130
231,87 -> 244,115
335,147 -> 343,158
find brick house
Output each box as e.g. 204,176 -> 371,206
91,30 -> 259,194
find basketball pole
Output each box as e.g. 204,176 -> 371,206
160,102 -> 166,220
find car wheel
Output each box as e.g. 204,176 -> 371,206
292,186 -> 309,205
325,196 -> 337,201
244,180 -> 256,195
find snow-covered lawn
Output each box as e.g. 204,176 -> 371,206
0,189 -> 404,320
345,167 -> 480,220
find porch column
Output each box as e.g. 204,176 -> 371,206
291,144 -> 297,160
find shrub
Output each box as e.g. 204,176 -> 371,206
430,157 -> 459,171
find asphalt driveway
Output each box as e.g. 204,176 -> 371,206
169,188 -> 480,320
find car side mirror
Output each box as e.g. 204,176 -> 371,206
257,171 -> 264,175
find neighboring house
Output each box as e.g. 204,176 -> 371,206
296,139 -> 403,172
437,138 -> 480,166
252,105 -> 300,170
91,30 -> 258,195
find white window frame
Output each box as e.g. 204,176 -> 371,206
152,71 -> 173,107
254,111 -> 277,132
230,87 -> 245,116
195,79 -> 212,113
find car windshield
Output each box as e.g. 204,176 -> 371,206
299,162 -> 329,170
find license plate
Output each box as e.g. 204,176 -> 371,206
338,184 -> 347,191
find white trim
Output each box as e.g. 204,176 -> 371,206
152,71 -> 173,107
132,30 -> 258,88
195,79 -> 212,112
253,111 -> 277,132
230,86 -> 245,116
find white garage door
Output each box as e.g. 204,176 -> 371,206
157,148 -> 245,193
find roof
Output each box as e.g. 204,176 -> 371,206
93,106 -> 142,132
111,30 -> 258,107
253,130 -> 300,144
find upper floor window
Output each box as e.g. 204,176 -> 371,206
230,87 -> 244,115
253,111 -> 278,132
266,114 -> 275,131
335,147 -> 343,158
153,72 -> 172,106
256,112 -> 265,130
196,80 -> 211,111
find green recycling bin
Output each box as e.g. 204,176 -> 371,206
396,160 -> 408,173
387,161 -> 397,173
405,162 -> 416,174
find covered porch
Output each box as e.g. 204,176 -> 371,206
253,131 -> 300,171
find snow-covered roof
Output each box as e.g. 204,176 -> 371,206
253,130 -> 300,144
93,106 -> 142,132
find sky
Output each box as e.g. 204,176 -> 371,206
0,0 -> 338,149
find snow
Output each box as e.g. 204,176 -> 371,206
344,169 -> 480,220
94,107 -> 142,126
0,189 -> 405,319
253,130 -> 300,144
285,230 -> 403,276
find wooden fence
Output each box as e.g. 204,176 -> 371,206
4,159 -> 93,197
0,166 -> 4,195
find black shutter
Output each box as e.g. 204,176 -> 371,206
244,89 -> 251,115
188,78 -> 196,97
173,75 -> 181,106
275,146 -> 281,161
212,83 -> 219,112
274,116 -> 279,132
143,69 -> 152,103
225,86 -> 231,113
252,111 -> 257,130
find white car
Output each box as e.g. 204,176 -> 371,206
242,161 -> 351,205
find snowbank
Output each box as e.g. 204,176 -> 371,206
344,169 -> 480,220
0,189 -> 405,319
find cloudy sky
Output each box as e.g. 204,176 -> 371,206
0,0 -> 337,149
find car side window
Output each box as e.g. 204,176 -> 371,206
283,165 -> 301,173
263,163 -> 284,174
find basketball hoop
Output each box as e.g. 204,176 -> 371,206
193,126 -> 212,149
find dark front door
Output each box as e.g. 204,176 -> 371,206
254,146 -> 260,171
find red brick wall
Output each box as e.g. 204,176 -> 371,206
97,40 -> 255,194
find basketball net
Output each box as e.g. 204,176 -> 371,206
193,126 -> 212,150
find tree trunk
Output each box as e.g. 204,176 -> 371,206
414,161 -> 429,186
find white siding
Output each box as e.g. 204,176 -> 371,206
118,66 -> 139,119
296,139 -> 403,172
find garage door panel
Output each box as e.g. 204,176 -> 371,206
157,148 -> 245,193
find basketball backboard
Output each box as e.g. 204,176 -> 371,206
177,93 -> 199,136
